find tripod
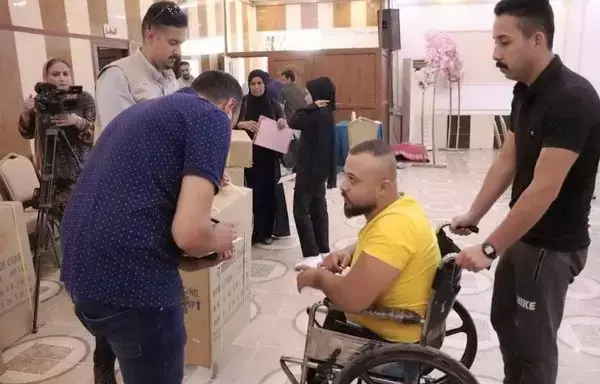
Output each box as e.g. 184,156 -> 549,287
31,115 -> 82,333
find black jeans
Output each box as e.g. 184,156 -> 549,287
490,241 -> 587,384
293,181 -> 330,257
94,336 -> 117,384
73,297 -> 186,384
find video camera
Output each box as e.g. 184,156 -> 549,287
34,82 -> 82,115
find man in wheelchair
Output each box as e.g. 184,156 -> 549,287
295,140 -> 442,382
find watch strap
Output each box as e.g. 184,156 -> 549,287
481,242 -> 497,260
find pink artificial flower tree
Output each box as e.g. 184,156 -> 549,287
424,32 -> 464,150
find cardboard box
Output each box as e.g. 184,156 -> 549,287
227,130 -> 252,168
180,185 -> 252,370
225,167 -> 245,186
0,202 -> 36,350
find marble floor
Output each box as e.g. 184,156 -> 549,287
2,150 -> 600,384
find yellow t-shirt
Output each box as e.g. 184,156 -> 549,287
346,194 -> 441,343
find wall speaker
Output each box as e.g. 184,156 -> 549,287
378,8 -> 401,51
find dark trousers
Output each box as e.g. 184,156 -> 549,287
94,336 -> 117,384
273,182 -> 291,237
491,241 -> 587,384
73,297 -> 186,384
245,165 -> 277,244
293,181 -> 330,257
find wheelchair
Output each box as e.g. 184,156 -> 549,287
280,223 -> 480,384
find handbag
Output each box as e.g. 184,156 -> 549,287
281,134 -> 299,170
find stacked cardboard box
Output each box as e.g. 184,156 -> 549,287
0,202 -> 36,351
179,184 -> 253,371
225,130 -> 252,186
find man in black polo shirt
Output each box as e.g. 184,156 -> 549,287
450,1 -> 600,383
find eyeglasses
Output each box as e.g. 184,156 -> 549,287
150,3 -> 184,23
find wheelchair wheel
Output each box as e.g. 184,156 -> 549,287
419,300 -> 478,384
446,300 -> 478,370
334,343 -> 479,384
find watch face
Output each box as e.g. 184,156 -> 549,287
483,244 -> 495,257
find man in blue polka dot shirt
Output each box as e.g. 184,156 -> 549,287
59,70 -> 243,384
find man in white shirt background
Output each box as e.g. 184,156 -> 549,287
95,1 -> 186,132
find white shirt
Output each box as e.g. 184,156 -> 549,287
95,49 -> 178,134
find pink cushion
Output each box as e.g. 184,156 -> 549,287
391,143 -> 429,163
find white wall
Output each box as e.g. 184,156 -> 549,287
579,0 -> 600,95
391,0 -> 599,115
184,0 -> 600,115
255,27 -> 379,51
392,0 -> 564,115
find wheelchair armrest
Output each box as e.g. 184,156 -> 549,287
361,307 -> 423,324
323,298 -> 423,325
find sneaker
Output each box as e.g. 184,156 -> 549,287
295,255 -> 323,271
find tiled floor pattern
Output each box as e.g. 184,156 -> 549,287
2,150 -> 600,383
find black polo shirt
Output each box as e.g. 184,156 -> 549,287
509,55 -> 600,252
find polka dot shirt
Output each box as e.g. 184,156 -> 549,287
60,88 -> 231,308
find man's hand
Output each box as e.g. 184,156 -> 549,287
319,250 -> 351,273
220,172 -> 230,187
314,100 -> 329,108
238,120 -> 259,133
296,266 -> 321,293
277,118 -> 288,130
213,223 -> 236,253
204,249 -> 235,267
180,249 -> 234,272
450,213 -> 480,236
456,244 -> 493,272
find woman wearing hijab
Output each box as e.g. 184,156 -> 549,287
265,75 -> 292,240
288,77 -> 337,269
236,70 -> 290,245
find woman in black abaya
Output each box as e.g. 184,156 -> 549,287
236,70 -> 290,245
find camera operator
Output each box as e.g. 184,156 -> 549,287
18,58 -> 96,218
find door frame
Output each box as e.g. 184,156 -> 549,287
90,39 -> 132,80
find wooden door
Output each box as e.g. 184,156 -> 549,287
97,48 -> 129,73
268,57 -> 311,88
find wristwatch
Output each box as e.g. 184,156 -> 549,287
481,242 -> 497,260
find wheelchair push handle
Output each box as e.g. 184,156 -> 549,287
460,225 -> 479,233
437,222 -> 490,270
438,222 -> 479,234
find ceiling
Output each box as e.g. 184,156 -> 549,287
250,0 -> 500,6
